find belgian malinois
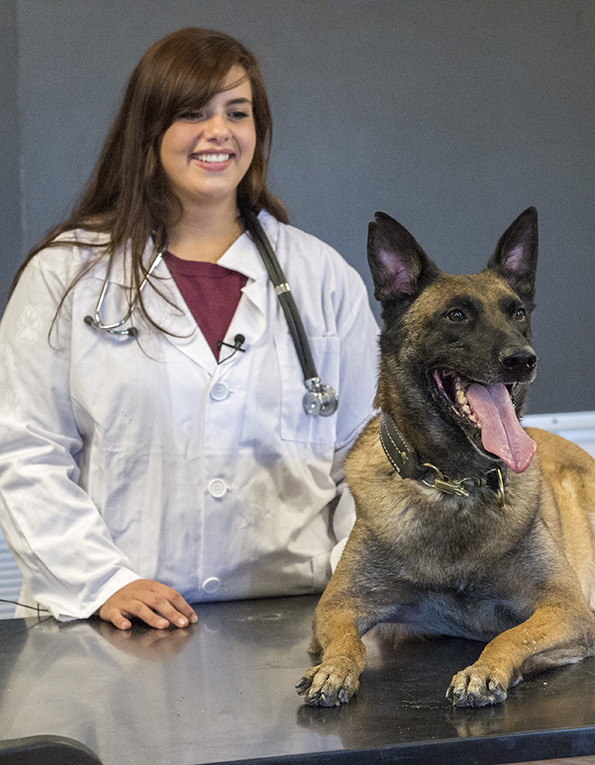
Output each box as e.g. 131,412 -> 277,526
296,207 -> 595,708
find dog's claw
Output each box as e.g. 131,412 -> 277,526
295,676 -> 312,695
447,664 -> 509,707
296,661 -> 359,707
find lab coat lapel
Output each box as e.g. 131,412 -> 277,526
218,226 -> 274,351
114,213 -> 278,374
109,239 -> 216,374
143,259 -> 218,374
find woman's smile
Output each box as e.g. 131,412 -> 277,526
190,151 -> 235,171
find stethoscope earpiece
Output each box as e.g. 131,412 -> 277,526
83,249 -> 164,339
84,314 -> 138,338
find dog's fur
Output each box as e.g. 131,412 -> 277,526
296,207 -> 595,708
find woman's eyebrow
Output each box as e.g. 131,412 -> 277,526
225,97 -> 252,106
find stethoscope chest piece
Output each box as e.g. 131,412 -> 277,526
303,377 -> 339,417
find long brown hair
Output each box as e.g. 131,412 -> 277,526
12,27 -> 288,324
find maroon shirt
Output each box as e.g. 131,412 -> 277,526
164,252 -> 248,358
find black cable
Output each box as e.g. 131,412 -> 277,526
0,598 -> 49,614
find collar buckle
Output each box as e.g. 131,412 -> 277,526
421,464 -> 470,498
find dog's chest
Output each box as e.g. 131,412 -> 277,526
376,583 -> 528,641
348,435 -> 516,564
370,490 -> 513,571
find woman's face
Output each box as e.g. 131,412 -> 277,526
159,66 -> 257,213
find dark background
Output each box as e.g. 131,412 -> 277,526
1,0 -> 593,414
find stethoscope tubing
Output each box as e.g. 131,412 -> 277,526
245,213 -> 318,383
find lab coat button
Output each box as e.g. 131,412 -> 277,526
208,479 -> 227,498
202,577 -> 221,594
210,383 -> 229,401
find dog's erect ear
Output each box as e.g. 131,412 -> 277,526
367,212 -> 439,303
487,207 -> 538,304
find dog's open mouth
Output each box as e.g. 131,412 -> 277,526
433,371 -> 536,473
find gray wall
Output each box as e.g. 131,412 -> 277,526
2,0 -> 594,414
0,1 -> 21,308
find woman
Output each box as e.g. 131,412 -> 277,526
0,28 -> 378,630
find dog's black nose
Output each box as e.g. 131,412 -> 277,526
499,347 -> 537,380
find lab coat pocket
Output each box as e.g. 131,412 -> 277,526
275,334 -> 340,444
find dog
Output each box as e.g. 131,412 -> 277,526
296,207 -> 595,708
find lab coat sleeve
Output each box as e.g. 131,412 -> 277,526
328,273 -> 379,570
0,250 -> 141,621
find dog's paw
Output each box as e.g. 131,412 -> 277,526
296,661 -> 360,707
446,664 -> 509,708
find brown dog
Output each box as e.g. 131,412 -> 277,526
296,207 -> 595,708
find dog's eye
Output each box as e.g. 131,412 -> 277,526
446,309 -> 466,322
513,307 -> 527,320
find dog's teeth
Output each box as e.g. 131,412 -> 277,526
444,373 -> 479,427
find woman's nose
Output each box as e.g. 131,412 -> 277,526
203,114 -> 230,140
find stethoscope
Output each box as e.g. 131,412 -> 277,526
83,251 -> 164,339
84,213 -> 338,418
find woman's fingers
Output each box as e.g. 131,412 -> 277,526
99,579 -> 198,630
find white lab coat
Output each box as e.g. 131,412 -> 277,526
0,211 -> 379,621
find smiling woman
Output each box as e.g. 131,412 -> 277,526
0,28 -> 379,630
159,66 -> 257,255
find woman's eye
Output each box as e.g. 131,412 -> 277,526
446,309 -> 466,322
513,307 -> 526,320
228,110 -> 250,120
178,111 -> 204,122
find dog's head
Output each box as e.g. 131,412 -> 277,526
368,207 -> 538,474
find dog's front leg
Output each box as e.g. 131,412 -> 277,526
296,599 -> 373,707
447,599 -> 595,708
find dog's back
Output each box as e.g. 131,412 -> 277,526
528,428 -> 595,608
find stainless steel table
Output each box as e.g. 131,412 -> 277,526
1,594 -> 595,764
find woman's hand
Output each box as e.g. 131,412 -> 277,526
99,579 -> 198,630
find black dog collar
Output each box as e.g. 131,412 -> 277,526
379,411 -> 508,505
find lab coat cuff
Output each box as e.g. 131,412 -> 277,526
56,568 -> 143,622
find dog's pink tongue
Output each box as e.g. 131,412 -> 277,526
466,383 -> 536,473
